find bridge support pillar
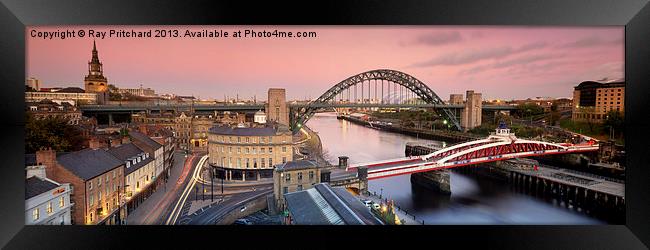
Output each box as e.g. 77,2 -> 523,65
410,170 -> 451,195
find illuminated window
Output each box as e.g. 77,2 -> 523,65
298,172 -> 303,180
59,196 -> 64,208
309,171 -> 314,180
89,195 -> 94,206
89,181 -> 93,190
47,202 -> 53,214
32,209 -> 39,221
285,173 -> 291,182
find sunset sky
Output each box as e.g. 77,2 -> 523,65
26,26 -> 624,100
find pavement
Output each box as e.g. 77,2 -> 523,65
125,151 -> 199,225
359,192 -> 421,225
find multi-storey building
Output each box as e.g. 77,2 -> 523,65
36,148 -> 125,225
129,130 -> 165,190
266,88 -> 289,126
25,88 -> 99,105
117,85 -> 156,97
107,143 -> 156,213
208,123 -> 293,181
272,160 -> 321,210
26,77 -> 41,91
572,81 -> 625,122
25,176 -> 72,225
460,90 -> 482,131
26,99 -> 83,125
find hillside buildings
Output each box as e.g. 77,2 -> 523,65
572,81 -> 625,123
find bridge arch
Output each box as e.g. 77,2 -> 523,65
291,69 -> 461,132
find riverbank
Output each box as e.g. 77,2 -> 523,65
338,114 -> 480,143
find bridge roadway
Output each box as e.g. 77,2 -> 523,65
346,128 -> 600,180
79,102 -> 516,113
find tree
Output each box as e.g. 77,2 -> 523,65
603,110 -> 624,140
25,113 -> 86,153
548,102 -> 561,126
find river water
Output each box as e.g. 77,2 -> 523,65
308,113 -> 605,225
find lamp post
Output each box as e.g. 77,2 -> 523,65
380,188 -> 383,199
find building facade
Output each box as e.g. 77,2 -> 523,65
26,77 -> 41,91
25,91 -> 99,105
272,160 -> 321,210
117,85 -> 156,97
26,100 -> 83,125
449,94 -> 464,105
208,124 -> 293,181
107,143 -> 156,213
572,81 -> 625,122
36,148 -> 126,225
25,176 -> 72,225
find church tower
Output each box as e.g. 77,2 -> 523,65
84,41 -> 109,103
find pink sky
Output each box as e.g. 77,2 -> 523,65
26,26 -> 624,100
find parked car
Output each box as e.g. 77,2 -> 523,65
361,200 -> 372,208
234,219 -> 253,225
371,203 -> 381,211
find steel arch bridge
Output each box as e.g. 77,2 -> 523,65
345,127 -> 600,180
290,69 -> 461,133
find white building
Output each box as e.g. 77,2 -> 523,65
25,176 -> 72,225
254,110 -> 267,124
107,143 -> 156,208
26,77 -> 41,91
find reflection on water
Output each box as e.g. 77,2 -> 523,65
309,113 -> 604,225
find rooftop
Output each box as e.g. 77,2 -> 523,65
283,183 -> 382,225
56,148 -> 123,181
129,130 -> 163,150
275,160 -> 319,172
25,176 -> 60,200
209,124 -> 280,136
106,143 -> 153,175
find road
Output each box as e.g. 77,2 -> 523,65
165,153 -> 208,225
180,187 -> 273,225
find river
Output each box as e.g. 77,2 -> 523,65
307,113 -> 606,225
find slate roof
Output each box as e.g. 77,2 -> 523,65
129,131 -> 163,150
275,160 -> 319,172
56,148 -> 123,181
25,176 -> 59,200
209,125 -> 279,136
107,143 -> 153,175
283,183 -> 381,225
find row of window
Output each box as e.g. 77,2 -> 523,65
217,136 -> 276,144
214,146 -> 287,154
217,157 -> 287,168
88,170 -> 120,190
89,182 -> 121,207
32,196 -> 66,221
597,88 -> 622,92
282,185 -> 304,194
284,171 -> 315,182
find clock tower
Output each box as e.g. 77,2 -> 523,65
84,41 -> 109,103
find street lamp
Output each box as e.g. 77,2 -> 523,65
380,188 -> 383,199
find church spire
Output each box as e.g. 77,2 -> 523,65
90,40 -> 100,64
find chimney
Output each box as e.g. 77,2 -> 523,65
138,124 -> 148,135
110,137 -> 122,147
88,137 -> 102,149
35,147 -> 57,179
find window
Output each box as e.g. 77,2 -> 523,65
113,171 -> 116,179
245,148 -> 249,154
268,136 -> 272,143
89,195 -> 94,206
237,147 -> 241,153
269,147 -> 273,153
261,158 -> 265,168
229,147 -> 232,153
32,209 -> 39,221
298,172 -> 303,180
98,178 -> 101,187
237,158 -> 241,168
261,148 -> 265,154
282,147 -> 287,153
59,196 -> 65,208
89,181 -> 93,190
283,187 -> 288,194
285,173 -> 291,182
47,202 -> 53,214
246,137 -> 250,143
106,175 -> 109,183
269,158 -> 273,167
98,191 -> 102,200
237,137 -> 241,143
297,185 -> 303,191
246,158 -> 250,168
282,157 -> 287,164
309,171 -> 314,180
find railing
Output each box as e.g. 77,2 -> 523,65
363,189 -> 426,225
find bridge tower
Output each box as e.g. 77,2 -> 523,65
266,88 -> 290,126
460,90 -> 482,132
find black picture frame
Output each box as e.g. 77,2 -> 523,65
1,0 -> 649,249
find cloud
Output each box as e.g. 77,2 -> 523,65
410,41 -> 547,68
401,31 -> 463,46
557,36 -> 622,48
458,53 -> 562,75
